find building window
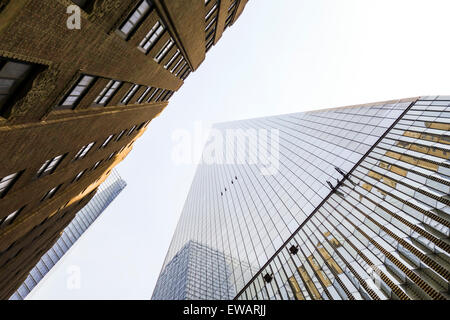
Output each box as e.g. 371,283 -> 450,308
205,3 -> 218,21
115,129 -> 126,142
94,80 -> 122,106
154,89 -> 165,102
167,91 -> 175,100
71,0 -> 95,12
181,69 -> 191,80
175,61 -> 187,77
0,171 -> 20,198
147,88 -> 160,102
0,57 -> 40,115
72,170 -> 85,183
128,125 -> 137,136
163,90 -> 174,101
100,134 -> 114,148
121,84 -> 140,104
37,154 -> 66,177
92,160 -> 102,170
58,75 -> 96,109
107,152 -> 116,161
117,0 -> 153,39
205,16 -> 217,32
164,49 -> 180,70
170,57 -> 184,73
74,142 -> 95,160
0,207 -> 24,228
41,185 -> 61,202
137,87 -> 151,103
154,38 -> 175,63
139,20 -> 165,54
137,122 -> 147,131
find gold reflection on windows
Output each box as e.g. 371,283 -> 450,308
403,130 -> 450,145
396,141 -> 449,160
288,276 -> 305,300
425,121 -> 450,131
308,255 -> 332,287
298,266 -> 322,300
318,246 -> 343,275
385,151 -> 439,171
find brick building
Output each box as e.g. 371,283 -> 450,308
0,0 -> 248,299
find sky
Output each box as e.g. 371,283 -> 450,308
28,0 -> 450,299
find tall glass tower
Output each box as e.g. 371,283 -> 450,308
153,96 -> 450,300
9,169 -> 126,300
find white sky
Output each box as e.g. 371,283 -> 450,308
29,0 -> 450,299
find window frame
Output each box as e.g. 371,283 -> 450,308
57,74 -> 97,110
74,142 -> 95,161
0,206 -> 25,228
138,20 -> 166,54
41,185 -> 62,202
0,171 -> 21,198
116,0 -> 154,40
0,57 -> 44,116
94,80 -> 122,106
37,154 -> 66,178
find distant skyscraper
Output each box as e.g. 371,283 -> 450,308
9,169 -> 126,300
153,96 -> 450,300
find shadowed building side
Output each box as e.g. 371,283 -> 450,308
0,0 -> 249,298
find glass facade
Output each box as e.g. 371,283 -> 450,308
9,169 -> 127,300
152,97 -> 450,300
237,96 -> 450,300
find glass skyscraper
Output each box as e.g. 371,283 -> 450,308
153,96 -> 450,300
9,169 -> 126,300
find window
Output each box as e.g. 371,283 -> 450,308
205,3 -> 218,21
71,0 -> 95,11
100,134 -> 114,148
166,91 -> 175,101
94,80 -> 122,106
41,185 -> 61,202
121,84 -> 140,104
206,28 -> 215,42
72,170 -> 85,183
139,20 -> 165,53
155,89 -> 166,102
154,38 -> 175,63
117,0 -> 153,39
147,88 -> 160,102
164,49 -> 180,69
181,69 -> 191,81
0,207 -> 24,228
175,61 -> 187,77
37,154 -> 66,177
74,142 -> 95,160
205,16 -> 217,32
137,122 -> 147,131
137,87 -> 151,103
115,129 -> 126,142
107,152 -> 116,161
58,75 -> 96,109
206,38 -> 214,52
128,125 -> 137,136
228,0 -> 237,12
170,57 -> 184,73
0,57 -> 39,114
0,171 -> 20,198
92,160 -> 102,171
